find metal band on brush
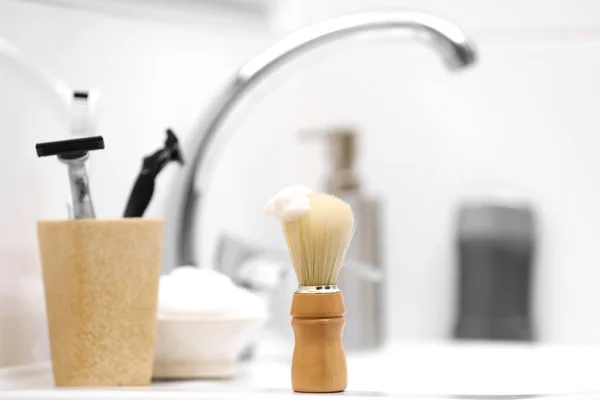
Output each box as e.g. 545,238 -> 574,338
297,285 -> 340,294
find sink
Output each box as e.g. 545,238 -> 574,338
3,342 -> 600,399
242,342 -> 600,396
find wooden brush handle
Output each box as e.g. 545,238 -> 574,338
290,291 -> 347,393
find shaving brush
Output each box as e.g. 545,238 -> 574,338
265,185 -> 354,393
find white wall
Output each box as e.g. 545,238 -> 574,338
3,0 -> 600,367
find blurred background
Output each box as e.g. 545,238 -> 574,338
2,0 -> 600,368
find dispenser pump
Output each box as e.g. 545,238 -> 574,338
301,127 -> 360,193
327,129 -> 359,193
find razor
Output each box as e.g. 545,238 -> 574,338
36,136 -> 105,219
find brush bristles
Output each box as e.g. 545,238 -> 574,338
282,193 -> 355,286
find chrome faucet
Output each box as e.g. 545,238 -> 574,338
163,11 -> 477,273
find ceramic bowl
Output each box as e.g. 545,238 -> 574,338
152,313 -> 267,379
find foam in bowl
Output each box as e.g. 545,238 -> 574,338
158,266 -> 268,317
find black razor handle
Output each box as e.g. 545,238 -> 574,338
123,167 -> 156,218
123,129 -> 184,218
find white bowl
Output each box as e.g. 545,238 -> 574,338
152,313 -> 267,379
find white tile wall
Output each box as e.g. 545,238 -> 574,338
2,0 -> 600,367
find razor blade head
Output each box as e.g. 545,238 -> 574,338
165,128 -> 184,165
36,136 -> 105,160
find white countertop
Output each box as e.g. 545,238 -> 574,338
3,341 -> 600,399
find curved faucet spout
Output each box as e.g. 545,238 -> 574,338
164,11 -> 477,272
240,12 -> 475,81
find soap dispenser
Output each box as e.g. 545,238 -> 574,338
302,127 -> 385,350
453,193 -> 536,341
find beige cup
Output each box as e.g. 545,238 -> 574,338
37,218 -> 163,387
